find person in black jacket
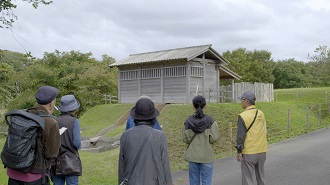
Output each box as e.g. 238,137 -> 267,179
51,95 -> 82,185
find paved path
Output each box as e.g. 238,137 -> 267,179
172,128 -> 330,185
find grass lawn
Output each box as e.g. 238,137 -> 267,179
0,87 -> 329,185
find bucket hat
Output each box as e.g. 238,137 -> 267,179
58,95 -> 80,112
130,98 -> 159,120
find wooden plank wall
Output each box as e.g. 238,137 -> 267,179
141,78 -> 162,103
120,79 -> 139,103
163,77 -> 186,103
220,82 -> 274,103
118,60 -> 223,104
189,76 -> 203,101
203,63 -> 218,103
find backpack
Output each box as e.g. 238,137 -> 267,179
1,109 -> 46,173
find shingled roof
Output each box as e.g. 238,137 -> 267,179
110,44 -> 230,67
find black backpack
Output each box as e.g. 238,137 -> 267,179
1,109 -> 46,172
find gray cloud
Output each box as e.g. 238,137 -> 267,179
1,0 -> 329,62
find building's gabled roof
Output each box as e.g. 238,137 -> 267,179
219,65 -> 242,80
110,44 -> 229,67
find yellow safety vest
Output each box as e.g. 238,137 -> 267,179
239,105 -> 268,154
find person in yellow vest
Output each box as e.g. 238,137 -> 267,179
235,91 -> 268,185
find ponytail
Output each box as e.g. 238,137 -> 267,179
192,95 -> 206,118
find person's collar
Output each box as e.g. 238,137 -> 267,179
244,105 -> 256,111
34,103 -> 51,114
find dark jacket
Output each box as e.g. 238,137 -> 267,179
54,113 -> 82,176
182,114 -> 220,163
119,125 -> 172,185
28,104 -> 61,173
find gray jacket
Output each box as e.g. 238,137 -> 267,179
118,125 -> 172,185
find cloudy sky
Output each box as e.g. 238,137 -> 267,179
1,0 -> 330,62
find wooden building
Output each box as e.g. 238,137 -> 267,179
110,44 -> 241,104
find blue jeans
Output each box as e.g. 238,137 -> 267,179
51,175 -> 78,185
188,162 -> 214,185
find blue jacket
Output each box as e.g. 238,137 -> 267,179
125,116 -> 162,131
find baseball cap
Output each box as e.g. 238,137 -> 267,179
238,91 -> 256,104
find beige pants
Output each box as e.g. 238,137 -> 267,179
241,152 -> 266,185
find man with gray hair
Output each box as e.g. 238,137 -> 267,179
235,91 -> 268,185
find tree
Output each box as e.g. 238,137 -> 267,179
0,50 -> 33,71
222,48 -> 275,84
7,50 -> 118,115
0,63 -> 15,105
0,0 -> 53,28
0,50 -> 33,107
273,59 -> 312,89
308,45 -> 330,87
309,45 -> 330,62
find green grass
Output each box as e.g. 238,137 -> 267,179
79,104 -> 133,137
0,135 -> 6,185
79,149 -> 119,185
1,87 -> 330,185
275,87 -> 330,103
0,139 -> 120,185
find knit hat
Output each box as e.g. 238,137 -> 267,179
130,98 -> 159,120
35,86 -> 59,105
58,95 -> 80,112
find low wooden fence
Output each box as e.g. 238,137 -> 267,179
103,94 -> 118,104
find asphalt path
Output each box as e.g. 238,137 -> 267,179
172,128 -> 330,185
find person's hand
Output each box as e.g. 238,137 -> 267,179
237,153 -> 243,162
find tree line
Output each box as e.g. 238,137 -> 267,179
222,45 -> 330,88
0,50 -> 117,116
0,46 -> 329,115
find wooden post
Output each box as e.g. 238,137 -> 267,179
231,79 -> 235,103
319,104 -> 322,125
306,107 -> 309,130
275,91 -> 277,102
287,108 -> 291,136
104,94 -> 107,104
202,62 -> 206,97
229,122 -> 233,155
109,95 -> 112,104
219,86 -> 222,103
222,86 -> 225,103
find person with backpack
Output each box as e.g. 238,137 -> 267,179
182,95 -> 220,185
118,97 -> 172,185
2,86 -> 61,185
51,95 -> 82,185
235,91 -> 268,185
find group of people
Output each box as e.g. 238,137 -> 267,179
119,91 -> 268,185
5,86 -> 82,185
3,85 -> 268,185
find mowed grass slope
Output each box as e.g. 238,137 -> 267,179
0,87 -> 329,185
79,103 -> 133,137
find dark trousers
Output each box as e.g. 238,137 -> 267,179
8,177 -> 50,185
